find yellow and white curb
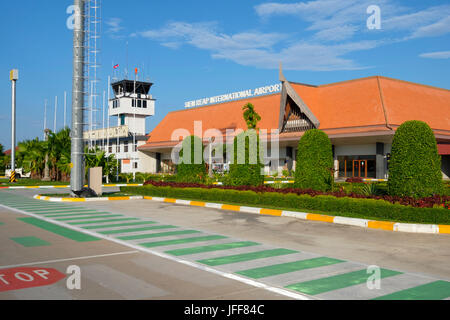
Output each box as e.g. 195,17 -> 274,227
33,195 -> 144,202
140,196 -> 450,235
33,194 -> 450,235
1,183 -> 142,189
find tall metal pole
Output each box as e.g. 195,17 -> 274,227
133,69 -> 136,182
43,99 -> 47,140
64,91 -> 67,128
70,0 -> 85,195
10,69 -> 18,179
54,95 -> 58,132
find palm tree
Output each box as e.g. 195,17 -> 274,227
85,146 -> 119,182
17,138 -> 46,179
46,128 -> 71,181
136,172 -> 153,183
119,173 -> 133,183
242,103 -> 261,130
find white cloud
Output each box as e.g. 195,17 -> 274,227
134,1 -> 450,71
105,18 -> 125,39
419,51 -> 450,59
138,21 -> 378,71
139,22 -> 284,51
408,16 -> 450,39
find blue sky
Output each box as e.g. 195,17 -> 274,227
1,0 -> 449,149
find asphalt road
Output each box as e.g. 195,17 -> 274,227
0,188 -> 449,300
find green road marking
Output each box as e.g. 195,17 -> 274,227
165,241 -> 260,256
30,208 -> 89,212
30,208 -> 89,213
55,214 -> 123,221
13,205 -> 71,210
44,212 -> 111,218
10,236 -> 51,247
373,281 -> 450,300
35,210 -> 102,215
117,230 -> 201,240
68,218 -> 139,225
18,217 -> 100,242
98,225 -> 178,235
198,249 -> 298,266
285,269 -> 402,295
141,235 -> 228,248
236,257 -> 345,279
82,221 -> 157,229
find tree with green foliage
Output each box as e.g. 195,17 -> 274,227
388,120 -> 443,198
294,129 -> 334,191
176,135 -> 207,183
17,138 -> 46,179
242,103 -> 261,130
227,130 -> 264,186
84,146 -> 119,182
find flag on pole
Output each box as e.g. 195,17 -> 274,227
135,68 -> 138,75
113,64 -> 119,69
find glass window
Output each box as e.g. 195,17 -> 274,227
134,162 -> 138,169
138,100 -> 142,108
132,99 -> 135,107
337,155 -> 376,178
143,100 -> 147,108
124,141 -> 129,153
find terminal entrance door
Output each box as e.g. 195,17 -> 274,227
352,160 -> 368,178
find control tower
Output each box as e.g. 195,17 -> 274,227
109,79 -> 155,134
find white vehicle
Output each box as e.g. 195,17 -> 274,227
5,167 -> 31,179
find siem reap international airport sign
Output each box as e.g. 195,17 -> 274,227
184,83 -> 282,108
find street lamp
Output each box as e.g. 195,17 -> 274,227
9,69 -> 18,183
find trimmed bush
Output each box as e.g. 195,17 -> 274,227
122,185 -> 450,225
295,129 -> 334,191
227,130 -> 264,186
176,135 -> 207,183
388,120 -> 443,198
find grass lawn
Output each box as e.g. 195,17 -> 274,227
39,192 -> 133,198
0,178 -> 69,186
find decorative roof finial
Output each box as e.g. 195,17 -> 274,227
279,61 -> 286,83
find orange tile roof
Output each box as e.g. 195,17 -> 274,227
140,76 -> 450,150
142,93 -> 281,149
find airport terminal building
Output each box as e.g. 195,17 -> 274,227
139,73 -> 450,179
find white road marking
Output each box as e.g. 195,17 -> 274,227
0,203 -> 314,300
0,251 -> 139,269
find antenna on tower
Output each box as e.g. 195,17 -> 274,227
85,0 -> 102,151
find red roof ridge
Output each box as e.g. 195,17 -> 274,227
316,75 -> 450,92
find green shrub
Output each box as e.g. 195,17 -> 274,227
176,135 -> 207,183
388,120 -> 443,198
227,130 -> 264,186
122,185 -> 450,225
294,129 -> 334,191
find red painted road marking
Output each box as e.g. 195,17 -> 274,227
0,267 -> 66,292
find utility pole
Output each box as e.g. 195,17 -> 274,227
43,129 -> 51,181
70,0 -> 85,196
54,95 -> 58,133
9,69 -> 18,183
64,91 -> 67,128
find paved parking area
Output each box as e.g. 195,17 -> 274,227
0,188 -> 449,300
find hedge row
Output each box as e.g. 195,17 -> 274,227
122,185 -> 450,225
143,180 -> 449,209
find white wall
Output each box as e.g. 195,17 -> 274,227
335,144 -> 376,156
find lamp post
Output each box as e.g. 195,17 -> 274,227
9,69 -> 18,183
